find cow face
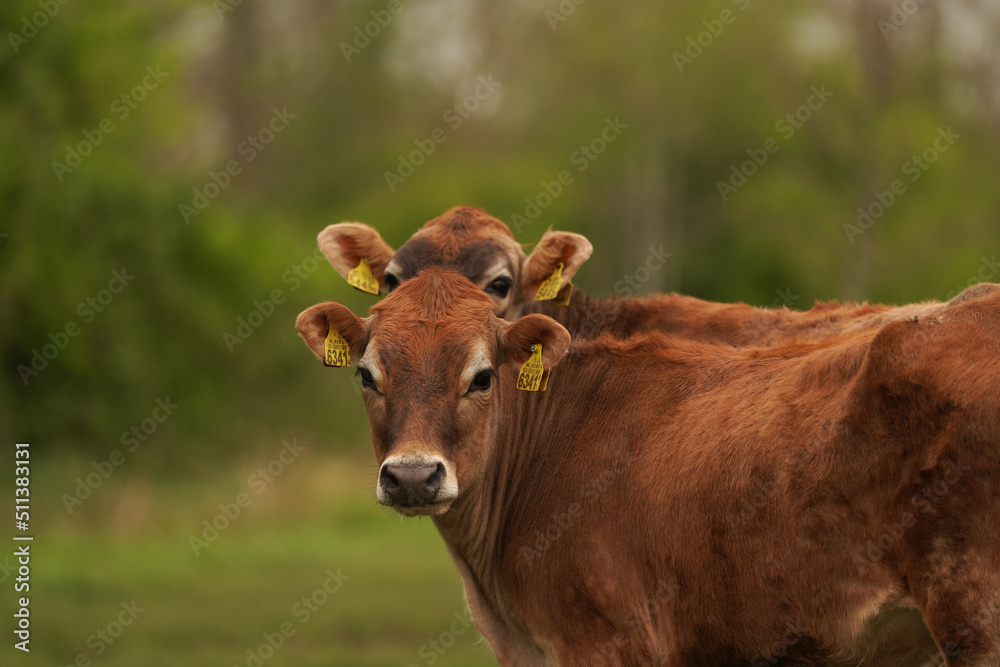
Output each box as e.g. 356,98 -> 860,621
318,206 -> 593,319
297,269 -> 570,516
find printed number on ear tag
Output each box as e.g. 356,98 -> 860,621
347,257 -> 380,295
535,263 -> 563,301
517,343 -> 546,391
551,282 -> 573,307
324,325 -> 350,367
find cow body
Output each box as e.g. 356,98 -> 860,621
297,271 -> 1000,666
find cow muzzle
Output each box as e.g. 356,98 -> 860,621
377,455 -> 457,516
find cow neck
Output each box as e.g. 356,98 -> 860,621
432,366 -> 556,634
525,289 -> 777,344
522,289 -> 637,338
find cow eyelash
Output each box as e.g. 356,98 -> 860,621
468,369 -> 495,394
357,367 -> 378,392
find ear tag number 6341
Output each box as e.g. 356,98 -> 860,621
517,343 -> 549,391
324,325 -> 350,367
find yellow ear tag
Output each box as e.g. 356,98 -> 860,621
534,263 -> 563,301
323,325 -> 350,367
517,343 -> 546,391
347,257 -> 380,295
551,282 -> 573,307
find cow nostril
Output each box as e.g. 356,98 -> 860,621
380,465 -> 401,492
426,462 -> 445,491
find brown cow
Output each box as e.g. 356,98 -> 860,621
297,269 -> 1000,666
317,205 -> 997,345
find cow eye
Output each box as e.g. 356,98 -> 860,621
486,276 -> 512,298
384,273 -> 400,292
468,370 -> 494,393
357,367 -> 378,391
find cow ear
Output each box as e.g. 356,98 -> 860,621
522,230 -> 593,294
500,314 -> 571,368
296,302 -> 369,363
317,223 -> 396,290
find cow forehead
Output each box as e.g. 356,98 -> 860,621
369,270 -> 500,361
420,205 -> 517,242
393,237 -> 514,281
392,207 -> 523,279
372,333 -> 490,389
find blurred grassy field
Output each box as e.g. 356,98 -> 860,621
2,450 -> 498,667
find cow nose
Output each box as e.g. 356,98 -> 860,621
380,461 -> 445,507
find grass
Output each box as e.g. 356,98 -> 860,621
1,450 -> 499,667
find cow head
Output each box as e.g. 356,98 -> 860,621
318,206 -> 594,318
296,269 -> 571,516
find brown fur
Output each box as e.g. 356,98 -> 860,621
297,270 -> 1000,666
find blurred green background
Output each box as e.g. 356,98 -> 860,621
2,0 -> 999,664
